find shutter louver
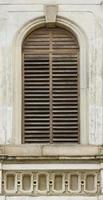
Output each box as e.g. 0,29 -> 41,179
23,27 -> 79,143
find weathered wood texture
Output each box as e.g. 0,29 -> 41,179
23,26 -> 79,143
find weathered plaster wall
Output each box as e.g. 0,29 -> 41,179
0,1 -> 103,199
0,0 -> 102,144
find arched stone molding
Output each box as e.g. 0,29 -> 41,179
12,16 -> 88,145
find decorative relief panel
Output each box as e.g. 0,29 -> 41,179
1,170 -> 100,195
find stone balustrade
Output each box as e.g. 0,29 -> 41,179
0,169 -> 100,195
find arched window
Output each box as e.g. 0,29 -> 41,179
22,26 -> 79,144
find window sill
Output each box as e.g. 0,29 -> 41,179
0,144 -> 101,160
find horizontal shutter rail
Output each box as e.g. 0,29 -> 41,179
24,62 -> 49,64
53,122 -> 78,125
53,93 -> 78,96
23,49 -> 78,54
53,115 -> 78,117
24,79 -> 49,82
24,70 -> 49,73
24,98 -> 49,101
52,69 -> 77,72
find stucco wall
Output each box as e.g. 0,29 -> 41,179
0,0 -> 102,145
0,1 -> 103,198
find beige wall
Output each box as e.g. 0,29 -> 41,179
0,1 -> 103,199
0,0 -> 102,145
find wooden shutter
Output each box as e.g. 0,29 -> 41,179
22,27 -> 79,143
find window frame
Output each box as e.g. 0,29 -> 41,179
12,16 -> 88,145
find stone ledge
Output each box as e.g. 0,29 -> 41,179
0,196 -> 100,200
0,144 -> 101,159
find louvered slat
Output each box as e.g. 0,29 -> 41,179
23,55 -> 50,143
52,55 -> 79,142
23,27 -> 79,143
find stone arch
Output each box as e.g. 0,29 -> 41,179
12,16 -> 88,145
